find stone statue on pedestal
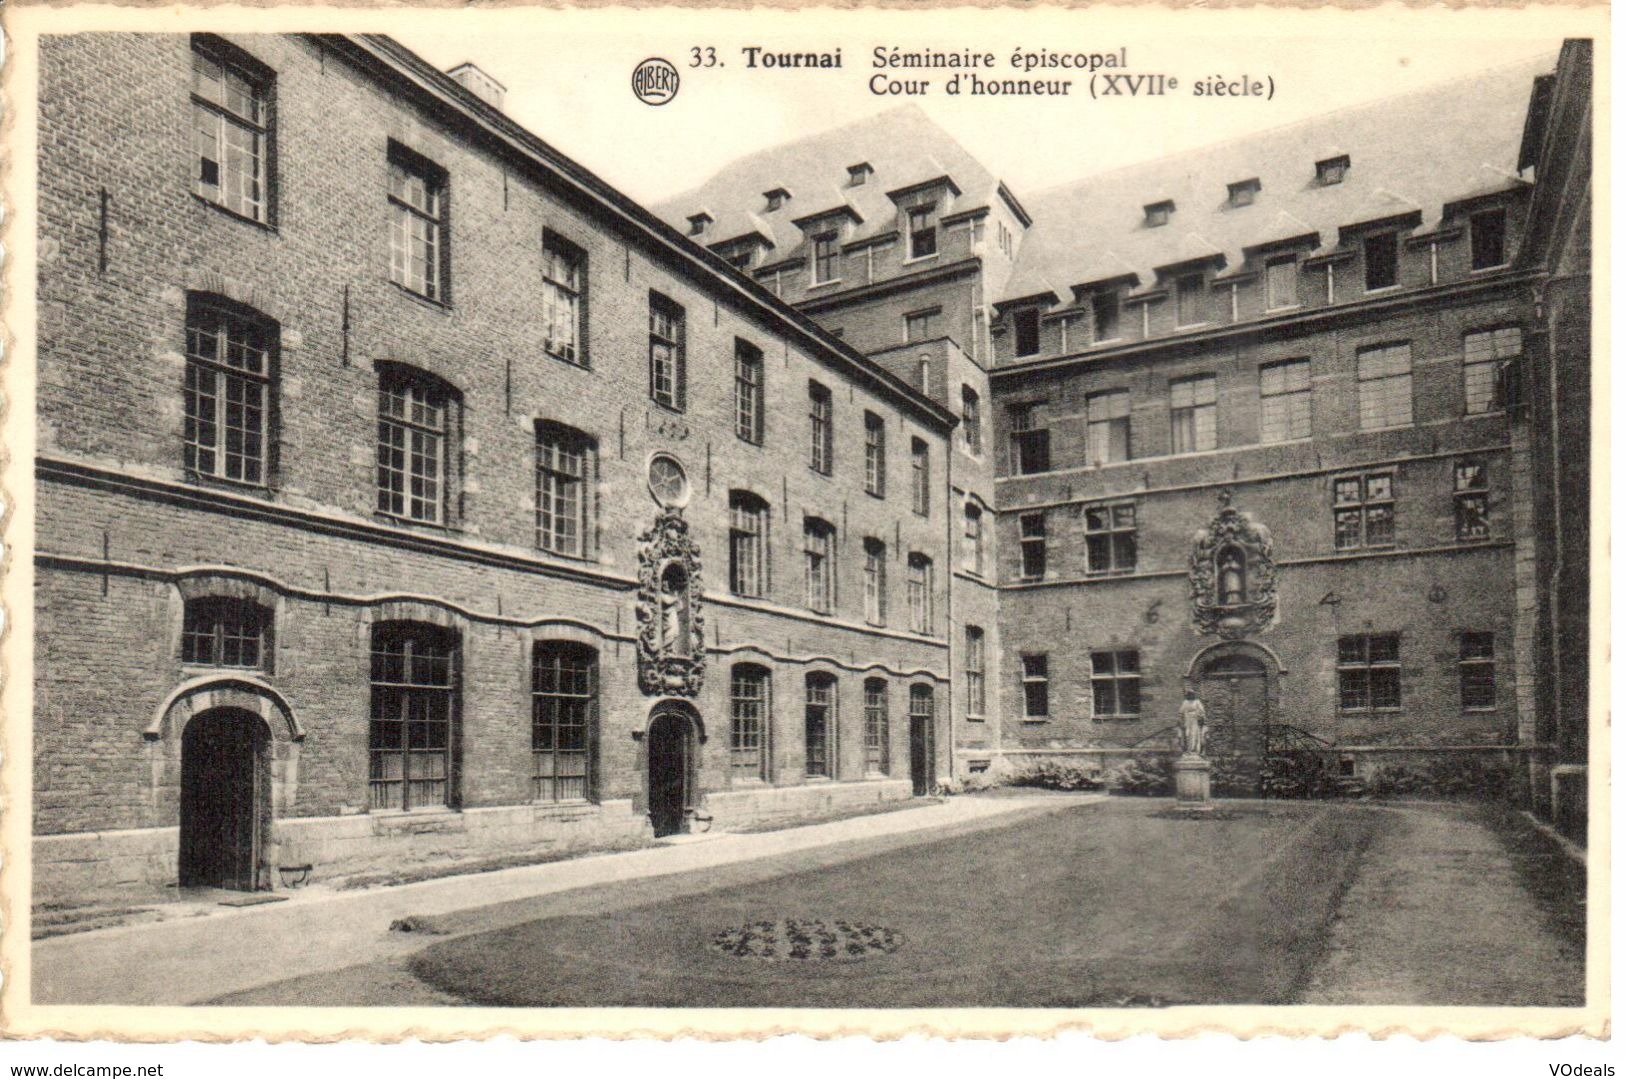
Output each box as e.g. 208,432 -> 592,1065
1179,687 -> 1207,758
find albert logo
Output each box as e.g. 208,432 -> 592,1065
632,58 -> 680,106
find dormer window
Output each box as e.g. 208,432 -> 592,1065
1227,178 -> 1261,207
1144,200 -> 1175,228
1012,308 -> 1041,357
1316,155 -> 1350,186
847,162 -> 873,187
687,213 -> 712,237
764,188 -> 791,212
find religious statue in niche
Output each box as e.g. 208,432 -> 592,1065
1189,489 -> 1277,639
637,454 -> 706,697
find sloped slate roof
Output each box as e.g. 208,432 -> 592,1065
1003,54 -> 1554,305
653,104 -> 1004,259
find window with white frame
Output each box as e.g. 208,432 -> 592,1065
1333,471 -> 1395,549
1019,512 -> 1047,580
734,339 -> 765,444
910,438 -> 930,516
1010,403 -> 1051,475
961,386 -> 983,454
1090,651 -> 1141,717
1169,374 -> 1217,454
863,411 -> 885,495
541,232 -> 585,364
963,503 -> 985,575
377,367 -> 454,524
184,295 -> 275,486
388,146 -> 447,301
1259,358 -> 1312,443
863,678 -> 890,776
1338,634 -> 1401,711
804,674 -> 835,778
1454,460 -> 1490,540
811,232 -> 840,284
1086,389 -> 1131,464
532,642 -> 597,803
1085,503 -> 1137,575
191,38 -> 271,223
370,622 -> 458,811
536,422 -> 593,556
1356,342 -> 1414,429
908,205 -> 938,259
182,597 -> 272,670
804,517 -> 836,614
1021,654 -> 1049,718
862,537 -> 887,626
809,381 -> 834,475
648,294 -> 685,410
964,626 -> 986,717
729,490 -> 770,597
730,664 -> 771,779
1463,327 -> 1520,415
907,552 -> 934,634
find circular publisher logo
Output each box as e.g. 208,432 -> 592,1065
632,58 -> 680,106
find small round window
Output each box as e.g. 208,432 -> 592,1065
647,453 -> 690,509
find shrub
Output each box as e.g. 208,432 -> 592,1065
1364,756 -> 1512,801
1009,759 -> 1107,792
1108,753 -> 1174,796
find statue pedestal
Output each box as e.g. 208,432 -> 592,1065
1174,754 -> 1213,811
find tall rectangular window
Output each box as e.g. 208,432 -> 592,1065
804,518 -> 836,613
1265,255 -> 1298,310
734,340 -> 765,443
1363,232 -> 1399,291
910,438 -> 930,515
1021,654 -> 1049,718
729,491 -> 770,597
963,503 -> 985,575
1459,633 -> 1496,710
532,643 -> 597,803
541,233 -> 585,365
1175,274 -> 1205,327
1169,374 -> 1217,454
1356,342 -> 1414,429
1470,209 -> 1508,270
805,676 -> 835,779
730,666 -> 770,779
388,148 -> 446,301
191,39 -> 270,223
863,412 -> 886,495
1085,503 -> 1137,575
1092,290 -> 1121,342
369,624 -> 456,811
1091,651 -> 1141,718
1338,634 -> 1402,711
1260,359 -> 1313,443
863,679 -> 890,776
907,553 -> 934,634
862,538 -> 887,626
964,626 -> 986,717
1463,327 -> 1521,414
1087,389 -> 1131,464
1019,512 -> 1047,580
1013,309 -> 1041,357
908,206 -> 937,259
185,297 -> 274,486
1010,403 -> 1051,475
377,370 -> 450,524
1454,460 -> 1490,540
961,386 -> 982,454
649,295 -> 685,410
809,382 -> 834,475
536,423 -> 592,556
812,232 -> 839,284
1333,472 -> 1395,549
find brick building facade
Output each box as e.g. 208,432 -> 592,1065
32,34 -> 1593,901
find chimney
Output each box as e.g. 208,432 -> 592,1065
447,62 -> 506,111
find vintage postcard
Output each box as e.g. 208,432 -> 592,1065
0,0 -> 1609,1043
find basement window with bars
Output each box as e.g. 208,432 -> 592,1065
532,642 -> 597,803
181,597 -> 272,671
1337,634 -> 1401,712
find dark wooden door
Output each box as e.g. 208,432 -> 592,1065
1200,656 -> 1270,795
908,715 -> 934,796
648,714 -> 690,837
179,710 -> 264,890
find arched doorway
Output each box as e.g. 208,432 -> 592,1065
647,705 -> 699,837
179,708 -> 270,890
1195,648 -> 1274,797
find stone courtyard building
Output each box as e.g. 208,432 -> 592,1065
33,32 -> 1592,902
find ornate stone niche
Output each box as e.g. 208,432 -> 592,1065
1189,489 -> 1277,639
636,506 -> 706,698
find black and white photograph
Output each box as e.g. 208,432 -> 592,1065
0,1 -> 1607,1047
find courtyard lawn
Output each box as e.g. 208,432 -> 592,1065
410,799 -> 1386,1007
